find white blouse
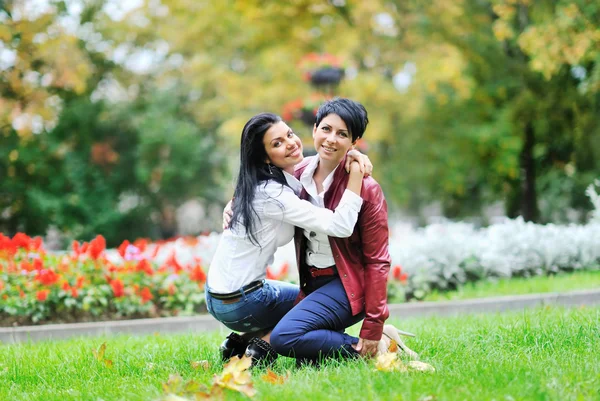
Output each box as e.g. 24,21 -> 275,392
207,172 -> 362,293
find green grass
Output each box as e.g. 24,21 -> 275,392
1,306 -> 599,401
423,269 -> 600,302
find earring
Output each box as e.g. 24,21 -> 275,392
268,164 -> 273,174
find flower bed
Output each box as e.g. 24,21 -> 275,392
0,234 -> 216,326
2,218 -> 600,326
390,218 -> 600,300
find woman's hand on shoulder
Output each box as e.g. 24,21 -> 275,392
349,160 -> 364,175
345,149 -> 372,177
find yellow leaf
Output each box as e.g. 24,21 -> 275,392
388,339 -> 398,353
190,360 -> 210,370
261,369 -> 290,385
213,356 -> 256,398
374,352 -> 407,372
407,361 -> 436,373
91,342 -> 113,368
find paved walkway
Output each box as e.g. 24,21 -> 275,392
1,289 -> 599,344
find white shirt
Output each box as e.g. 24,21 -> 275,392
300,156 -> 338,268
208,171 -> 362,293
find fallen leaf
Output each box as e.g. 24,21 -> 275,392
190,360 -> 210,370
213,356 -> 256,397
162,373 -> 184,394
92,342 -> 113,368
407,361 -> 435,373
388,339 -> 398,353
261,369 -> 290,385
374,352 -> 407,372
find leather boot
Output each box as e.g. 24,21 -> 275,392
244,337 -> 278,367
219,332 -> 250,361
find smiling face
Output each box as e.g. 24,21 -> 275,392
313,113 -> 355,165
263,121 -> 303,174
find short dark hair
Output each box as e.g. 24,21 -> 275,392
314,97 -> 369,142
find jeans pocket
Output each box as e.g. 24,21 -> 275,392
220,314 -> 263,333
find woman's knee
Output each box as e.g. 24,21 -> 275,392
270,324 -> 298,355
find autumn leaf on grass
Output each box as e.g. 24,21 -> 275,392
92,342 -> 113,368
388,339 -> 399,353
213,355 -> 256,397
161,374 -> 212,400
375,352 -> 407,372
190,360 -> 210,370
261,369 -> 290,385
407,361 -> 436,373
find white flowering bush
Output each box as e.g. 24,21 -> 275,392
389,218 -> 600,299
586,179 -> 600,223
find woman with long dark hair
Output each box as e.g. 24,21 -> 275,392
206,112 -> 369,365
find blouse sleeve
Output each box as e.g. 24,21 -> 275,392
261,183 -> 362,238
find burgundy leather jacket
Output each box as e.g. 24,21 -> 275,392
293,155 -> 391,341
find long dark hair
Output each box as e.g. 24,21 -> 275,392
229,113 -> 288,247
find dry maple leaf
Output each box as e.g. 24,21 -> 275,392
261,369 -> 290,385
190,360 -> 210,370
388,339 -> 399,353
92,342 -> 113,368
212,356 -> 256,398
162,373 -> 184,394
374,352 -> 407,372
407,361 -> 436,373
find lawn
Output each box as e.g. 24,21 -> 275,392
1,306 -> 598,401
421,269 -> 600,302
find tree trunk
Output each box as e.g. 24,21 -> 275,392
520,121 -> 538,221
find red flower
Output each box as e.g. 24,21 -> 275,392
76,276 -> 85,288
88,235 -> 106,260
33,258 -> 43,271
0,233 -> 17,255
71,288 -> 79,298
62,281 -> 71,291
133,238 -> 148,252
12,233 -> 32,250
392,265 -> 402,280
110,279 -> 125,298
266,262 -> 289,281
140,287 -> 153,304
166,250 -> 183,273
72,240 -> 81,255
36,269 -> 60,286
20,260 -> 33,272
189,264 -> 206,283
399,273 -> 408,284
0,280 -> 4,291
117,240 -> 130,258
36,289 -> 50,302
136,259 -> 154,276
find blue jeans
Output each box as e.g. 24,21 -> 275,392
270,278 -> 364,361
205,280 -> 300,333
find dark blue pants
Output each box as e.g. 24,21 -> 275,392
270,277 -> 364,361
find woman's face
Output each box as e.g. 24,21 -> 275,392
313,113 -> 355,165
263,121 -> 303,174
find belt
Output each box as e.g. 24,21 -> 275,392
208,280 -> 264,300
309,266 -> 336,278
